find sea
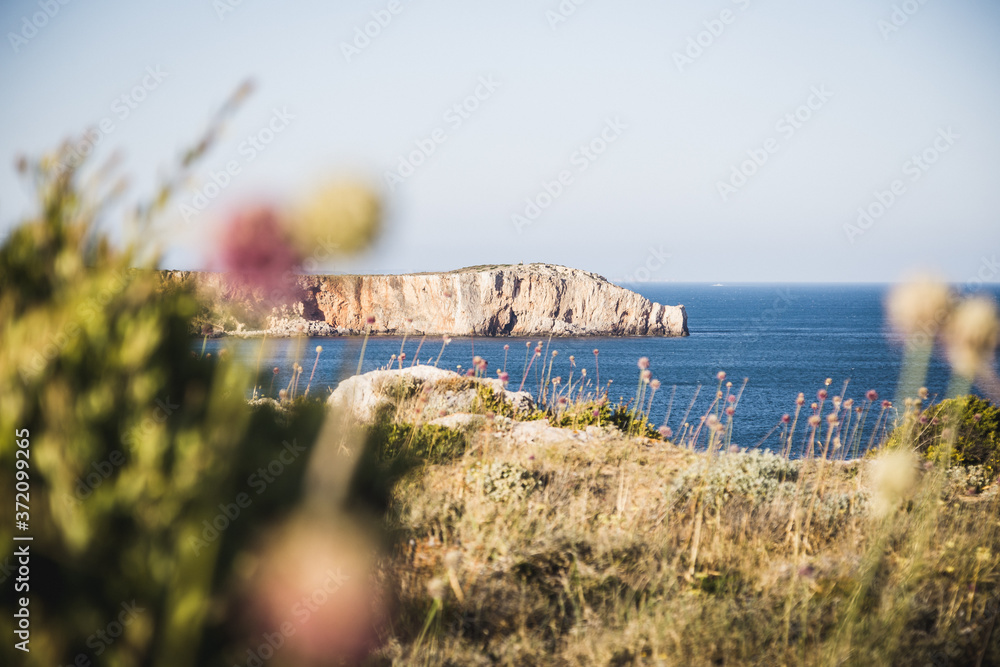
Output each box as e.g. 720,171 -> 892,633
200,284 -> 1000,457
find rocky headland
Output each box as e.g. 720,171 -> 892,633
167,263 -> 688,337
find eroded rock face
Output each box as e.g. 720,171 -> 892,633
164,264 -> 688,337
303,264 -> 685,337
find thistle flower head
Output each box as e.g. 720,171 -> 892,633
215,206 -> 303,301
315,345 -> 323,353
365,316 -> 375,325
499,371 -> 509,383
650,379 -> 661,390
725,406 -> 735,417
637,356 -> 650,370
727,395 -> 736,403
659,425 -> 673,439
504,344 -> 509,351
866,390 -> 878,402
808,415 -> 821,427
818,389 -> 828,401
717,371 -> 726,381
918,387 -> 929,400
825,378 -> 832,386
781,413 -> 791,424
796,393 -> 805,406
640,369 -> 652,382
882,400 -> 892,409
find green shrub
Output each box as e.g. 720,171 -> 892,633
898,395 -> 1000,475
669,450 -> 799,507
465,461 -> 540,503
0,142 -> 369,666
371,421 -> 467,464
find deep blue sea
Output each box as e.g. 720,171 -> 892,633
200,284 -> 1000,456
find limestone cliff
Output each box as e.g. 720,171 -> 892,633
166,264 -> 688,337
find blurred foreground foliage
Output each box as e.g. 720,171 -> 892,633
0,142 -> 378,665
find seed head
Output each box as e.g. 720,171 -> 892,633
818,389 -> 828,400
638,357 -> 650,370
717,371 -> 726,381
808,415 -> 821,427
781,414 -> 791,424
427,577 -> 447,601
943,296 -> 999,379
886,276 -> 953,337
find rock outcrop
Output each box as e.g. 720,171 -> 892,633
165,263 -> 688,337
327,366 -> 535,422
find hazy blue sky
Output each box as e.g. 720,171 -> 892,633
1,0 -> 998,283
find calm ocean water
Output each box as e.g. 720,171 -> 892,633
200,284 -> 1000,457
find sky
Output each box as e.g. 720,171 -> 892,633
1,0 -> 998,284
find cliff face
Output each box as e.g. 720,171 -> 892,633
169,264 -> 688,337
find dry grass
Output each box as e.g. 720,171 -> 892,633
367,415 -> 1000,666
